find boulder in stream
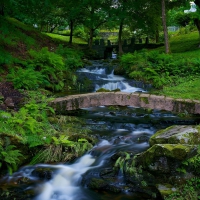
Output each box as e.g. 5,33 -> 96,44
149,125 -> 200,146
136,144 -> 197,174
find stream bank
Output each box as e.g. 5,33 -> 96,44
0,59 -> 200,200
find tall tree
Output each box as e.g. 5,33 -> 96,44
110,0 -> 138,55
159,0 -> 190,53
58,0 -> 84,44
162,0 -> 170,53
81,0 -> 112,48
194,0 -> 200,42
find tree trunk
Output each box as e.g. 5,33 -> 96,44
40,24 -> 44,32
155,28 -> 159,43
194,18 -> 200,44
89,28 -> 94,49
0,4 -> 4,16
118,21 -> 124,56
161,0 -> 170,53
50,26 -> 56,33
69,20 -> 74,44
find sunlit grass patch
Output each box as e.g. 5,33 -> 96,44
44,33 -> 87,44
156,78 -> 200,101
157,31 -> 200,54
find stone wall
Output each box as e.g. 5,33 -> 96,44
50,92 -> 200,114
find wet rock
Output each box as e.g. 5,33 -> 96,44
114,66 -> 125,75
31,167 -> 54,180
0,187 -> 34,200
4,97 -> 15,108
150,125 -> 200,146
106,185 -> 121,193
109,111 -> 116,116
156,184 -> 177,199
113,136 -> 123,144
87,177 -> 108,190
136,144 -> 197,174
0,82 -> 24,110
100,168 -> 114,177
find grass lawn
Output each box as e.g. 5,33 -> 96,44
155,78 -> 200,101
44,33 -> 87,44
151,30 -> 200,101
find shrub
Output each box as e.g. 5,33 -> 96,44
56,44 -> 83,70
7,67 -> 45,90
120,50 -> 200,89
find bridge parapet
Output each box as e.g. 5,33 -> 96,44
50,92 -> 200,115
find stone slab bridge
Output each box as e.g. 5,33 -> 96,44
50,92 -> 200,115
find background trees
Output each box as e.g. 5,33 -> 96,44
1,0 -> 197,54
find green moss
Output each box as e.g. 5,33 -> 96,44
137,144 -> 196,167
150,125 -> 200,146
173,100 -> 195,113
96,88 -> 111,92
127,94 -> 131,99
149,126 -> 176,146
157,184 -> 176,198
139,97 -> 149,104
72,99 -> 80,110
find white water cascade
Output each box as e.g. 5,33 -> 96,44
35,155 -> 96,200
78,64 -> 146,93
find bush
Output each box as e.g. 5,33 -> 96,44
74,26 -> 88,41
7,67 -> 45,90
120,50 -> 200,89
56,45 -> 83,70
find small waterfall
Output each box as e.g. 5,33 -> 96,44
95,81 -> 126,91
95,81 -> 145,92
77,67 -> 106,75
77,62 -> 146,93
35,155 -> 96,200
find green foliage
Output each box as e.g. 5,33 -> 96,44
114,152 -> 141,177
29,47 -> 66,91
30,136 -> 93,164
7,67 -> 45,90
0,47 -> 15,67
165,177 -> 200,200
167,146 -> 200,200
0,92 -> 55,148
6,47 -> 71,91
120,50 -> 200,89
56,45 -> 83,70
0,90 -> 95,171
73,26 -> 88,41
0,141 -> 23,175
177,145 -> 200,175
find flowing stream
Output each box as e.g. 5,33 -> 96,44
1,59 -> 200,200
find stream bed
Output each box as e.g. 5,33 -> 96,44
1,60 -> 200,200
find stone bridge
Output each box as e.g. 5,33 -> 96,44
51,92 -> 200,114
92,38 -> 163,59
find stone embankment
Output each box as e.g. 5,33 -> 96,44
51,92 -> 200,114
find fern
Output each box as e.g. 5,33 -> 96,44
7,67 -> 45,90
0,144 -> 23,174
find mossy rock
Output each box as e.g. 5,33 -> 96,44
87,178 -> 108,190
149,125 -> 200,146
31,167 -> 54,180
156,184 -> 177,199
96,88 -> 120,92
96,88 -> 111,92
136,144 -> 197,173
114,66 -> 125,75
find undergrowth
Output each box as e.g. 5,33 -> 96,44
120,50 -> 200,92
0,90 -> 95,174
